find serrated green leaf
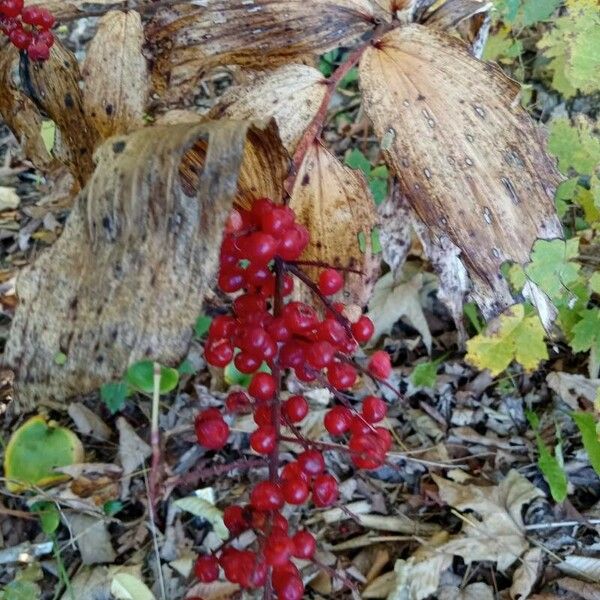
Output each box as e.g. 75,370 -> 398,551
570,309 -> 600,356
524,238 -> 580,301
571,412 -> 600,476
125,361 -> 179,395
548,117 -> 600,176
410,361 -> 438,388
466,304 -> 548,375
174,496 -> 228,539
194,314 -> 212,338
31,501 -> 60,535
536,436 -> 568,502
100,381 -> 129,414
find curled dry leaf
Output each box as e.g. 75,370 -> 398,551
359,25 -> 563,319
145,0 -> 387,105
510,547 -> 543,600
289,142 -> 379,306
210,64 -> 327,154
82,10 -> 149,140
5,120 -> 287,408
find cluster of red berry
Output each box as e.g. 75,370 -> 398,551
0,0 -> 55,61
193,199 -> 394,599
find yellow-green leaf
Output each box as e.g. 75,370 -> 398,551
466,304 -> 548,375
174,494 -> 228,540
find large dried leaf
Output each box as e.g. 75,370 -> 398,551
5,120 -> 286,408
289,142 -> 379,306
210,64 -> 327,154
25,40 -> 99,183
359,25 -> 563,318
82,10 -> 149,140
145,0 -> 387,105
26,0 -> 126,20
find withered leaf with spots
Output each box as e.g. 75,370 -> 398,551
82,10 -> 149,140
290,142 -> 379,306
5,120 -> 287,409
145,0 -> 387,106
359,25 -> 562,318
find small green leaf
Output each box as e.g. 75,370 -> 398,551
369,177 -> 388,205
570,308 -> 600,356
463,302 -> 484,334
125,361 -> 179,394
371,229 -> 382,254
174,495 -> 228,539
571,412 -> 600,476
194,315 -> 212,338
344,149 -> 371,176
410,361 -> 438,388
100,381 -> 129,414
536,436 -> 568,502
54,352 -> 67,366
31,501 -> 60,535
40,120 -> 56,154
103,499 -> 124,516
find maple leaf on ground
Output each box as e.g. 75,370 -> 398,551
571,309 -> 600,356
548,116 -> 600,176
466,304 -> 548,376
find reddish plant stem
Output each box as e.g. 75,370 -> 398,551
168,458 -> 268,489
286,259 -> 364,275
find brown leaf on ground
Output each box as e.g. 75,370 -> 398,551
209,64 -> 327,154
289,142 -> 379,306
359,25 -> 563,319
25,0 -> 126,20
145,1 -> 386,105
5,120 -> 286,409
26,40 -> 99,183
82,10 -> 149,140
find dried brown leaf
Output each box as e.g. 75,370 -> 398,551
26,0 -> 126,20
210,64 -> 327,154
289,142 -> 379,306
5,120 -> 286,408
359,25 -> 562,318
82,10 -> 149,139
145,0 -> 387,105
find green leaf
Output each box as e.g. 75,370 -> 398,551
571,412 -> 600,476
344,149 -> 371,176
0,580 -> 41,600
224,357 -> 270,387
466,304 -> 548,375
31,501 -> 60,535
410,361 -> 439,388
483,27 -> 523,62
548,117 -> 600,176
103,499 -> 124,516
536,436 -> 568,502
493,0 -> 561,26
194,315 -> 212,338
340,66 -> 358,87
174,494 -> 228,539
40,120 -> 56,154
589,273 -> 600,294
524,238 -> 580,301
100,381 -> 129,414
54,352 -> 67,366
369,176 -> 388,205
125,361 -> 179,394
571,309 -> 600,356
463,302 -> 484,334
177,359 -> 197,376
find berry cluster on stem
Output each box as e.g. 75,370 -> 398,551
193,198 -> 394,599
0,0 -> 55,60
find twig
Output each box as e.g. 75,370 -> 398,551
169,458 -> 268,489
149,362 -> 162,512
524,518 -> 600,531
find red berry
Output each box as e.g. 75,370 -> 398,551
261,206 -> 293,235
312,474 -> 338,507
9,26 -> 31,50
253,404 -> 274,426
239,231 -> 278,264
225,208 -> 244,233
238,325 -> 269,357
220,548 -> 243,582
318,317 -> 347,346
292,530 -> 316,559
297,449 -> 325,476
35,7 -> 55,29
267,317 -> 291,342
282,476 -> 310,505
282,301 -> 319,333
294,363 -> 317,383
351,315 -> 375,344
250,197 -> 275,223
281,461 -> 309,484
225,390 -> 251,413
194,555 -> 219,583
250,481 -> 284,511
272,563 -> 303,598
272,512 -> 289,533
349,433 -> 386,469
368,350 -> 392,379
350,414 -> 372,436
233,293 -> 266,317
306,340 -> 335,369
273,572 -> 304,600
264,533 -> 294,566
218,266 -> 245,292
242,556 -> 268,588
279,341 -> 306,369
204,338 -> 234,367
250,425 -> 277,454
324,405 -> 353,436
234,351 -> 261,374
318,268 -> 344,295
223,505 -> 247,535
278,226 -> 308,261
327,361 -> 357,390
245,263 -> 271,288
209,315 -> 236,339
20,5 -> 39,25
375,426 -> 393,452
362,396 -> 387,423
282,395 -> 308,423
195,411 -> 229,450
27,39 -> 50,61
248,372 -> 276,402
0,0 -> 23,18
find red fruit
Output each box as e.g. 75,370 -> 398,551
280,461 -> 309,484
27,39 -> 50,61
194,554 -> 219,583
368,350 -> 392,379
0,15 -> 18,33
233,293 -> 266,318
234,351 -> 261,374
279,341 -> 306,369
324,405 -> 353,436
327,361 -> 357,390
223,505 -> 247,535
9,26 -> 31,50
248,507 -> 268,531
253,404 -> 274,426
261,206 -> 293,235
272,563 -> 302,597
317,317 -> 347,346
351,315 -> 375,344
238,325 -> 269,357
204,338 -> 234,367
250,481 -> 284,511
245,263 -> 271,288
374,426 -> 393,452
350,414 -> 372,436
318,268 -> 344,295
282,395 -> 308,423
282,476 -> 310,505
362,396 -> 387,423
306,340 -> 335,370
312,474 -> 338,507
264,533 -> 294,566
349,433 -> 386,469
225,390 -> 251,413
241,556 -> 268,588
250,197 -> 275,223
34,7 -> 55,29
292,530 -> 316,559
272,512 -> 289,533
297,449 -> 325,476
250,425 -> 277,454
220,548 -> 243,582
273,571 -> 304,600
240,232 -> 278,264
209,315 -> 236,339
294,364 -> 317,383
277,226 -> 308,261
218,267 -> 245,292
0,0 -> 23,18
282,301 -> 319,333
195,412 -> 229,450
248,372 -> 276,402
267,317 -> 291,342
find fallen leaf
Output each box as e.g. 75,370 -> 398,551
557,577 -> 600,600
362,571 -> 396,598
546,372 -> 600,410
65,513 -> 116,565
174,495 -> 228,540
210,64 -> 327,154
359,25 -> 563,319
5,120 -> 286,408
68,402 -> 112,441
557,556 -> 600,583
82,10 -> 149,139
61,565 -> 144,600
187,581 -> 240,600
0,187 -> 20,211
117,417 -> 150,497
26,0 -> 127,20
438,583 -> 494,600
511,548 -> 543,600
289,142 -> 379,306
145,0 -> 387,105
111,573 -> 155,600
